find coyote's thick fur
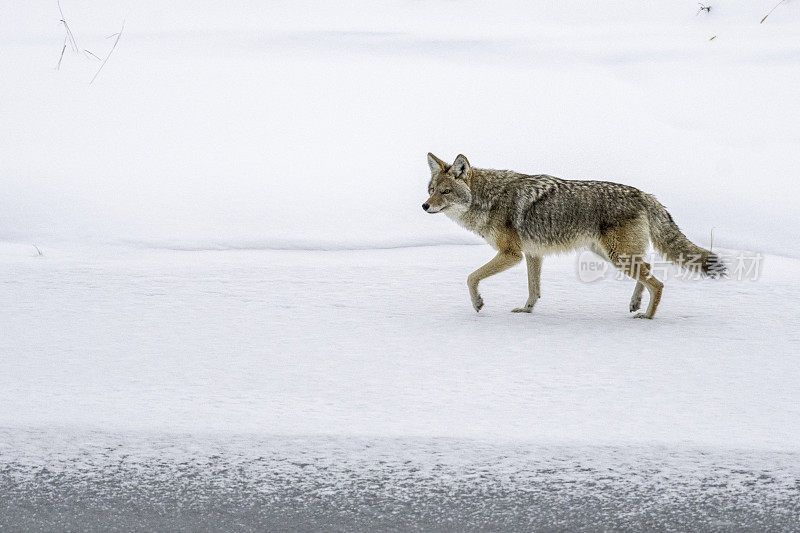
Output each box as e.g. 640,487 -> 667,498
422,153 -> 725,319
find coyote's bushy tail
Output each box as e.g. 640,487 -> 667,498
644,195 -> 726,278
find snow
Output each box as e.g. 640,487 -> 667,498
1,244 -> 798,449
1,1 -> 799,254
2,0 -> 799,527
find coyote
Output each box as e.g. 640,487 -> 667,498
422,153 -> 725,319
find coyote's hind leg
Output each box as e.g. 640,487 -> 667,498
629,282 -> 645,312
601,223 -> 664,319
611,257 -> 662,319
628,265 -> 662,319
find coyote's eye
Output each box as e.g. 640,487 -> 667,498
442,189 -> 452,195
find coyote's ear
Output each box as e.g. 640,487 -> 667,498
452,154 -> 471,180
427,153 -> 447,174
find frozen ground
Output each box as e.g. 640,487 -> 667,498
1,243 -> 799,529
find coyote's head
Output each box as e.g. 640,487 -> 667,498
422,153 -> 472,214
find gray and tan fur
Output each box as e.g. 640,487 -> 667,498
422,153 -> 725,319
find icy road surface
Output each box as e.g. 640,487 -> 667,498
1,243 -> 799,530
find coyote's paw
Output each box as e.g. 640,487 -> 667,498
629,298 -> 642,313
633,312 -> 653,320
471,294 -> 484,312
513,296 -> 538,314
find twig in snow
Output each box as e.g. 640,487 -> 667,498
57,0 -> 79,53
84,49 -> 102,60
761,0 -> 787,23
710,228 -> 715,252
697,3 -> 712,15
709,35 -> 717,41
90,20 -> 124,85
32,244 -> 44,257
56,36 -> 67,69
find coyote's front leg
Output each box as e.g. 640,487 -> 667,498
467,251 -> 522,312
512,253 -> 543,313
